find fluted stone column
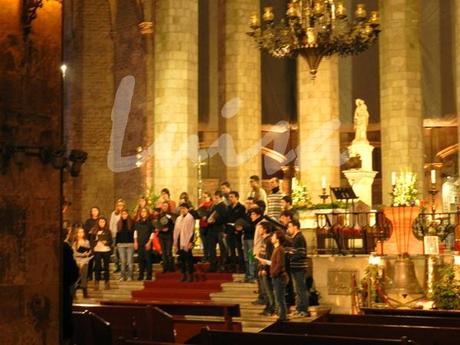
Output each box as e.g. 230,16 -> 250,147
222,0 -> 261,198
379,0 -> 424,205
153,0 -> 198,201
297,57 -> 341,203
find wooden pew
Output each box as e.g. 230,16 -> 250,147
100,300 -> 242,343
101,299 -> 241,329
73,304 -> 175,344
119,340 -> 183,345
361,307 -> 460,318
262,320 -> 460,345
316,313 -> 460,328
199,328 -> 415,345
72,310 -> 112,345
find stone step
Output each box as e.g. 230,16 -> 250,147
244,326 -> 266,333
221,282 -> 258,291
239,303 -> 267,311
211,290 -> 257,298
232,273 -> 246,280
241,320 -> 273,329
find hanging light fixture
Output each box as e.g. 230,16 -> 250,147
247,0 -> 380,79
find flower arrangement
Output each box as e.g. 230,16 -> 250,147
291,180 -> 313,210
392,172 -> 419,206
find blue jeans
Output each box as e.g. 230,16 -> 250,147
291,270 -> 309,312
260,273 -> 275,310
272,276 -> 287,320
243,238 -> 255,279
117,244 -> 134,280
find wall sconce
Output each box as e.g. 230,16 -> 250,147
0,144 -> 87,177
68,150 -> 88,177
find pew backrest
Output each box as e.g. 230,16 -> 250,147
361,307 -> 460,318
73,304 -> 175,344
263,321 -> 458,345
73,310 -> 112,345
316,313 -> 460,328
200,328 -> 415,345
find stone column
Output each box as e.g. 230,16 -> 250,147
297,57 -> 341,203
153,0 -> 198,201
379,0 -> 424,206
76,0 -> 115,217
221,0 -> 261,198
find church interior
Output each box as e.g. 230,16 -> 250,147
2,0 -> 460,344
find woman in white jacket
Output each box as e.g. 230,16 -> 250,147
174,203 -> 196,282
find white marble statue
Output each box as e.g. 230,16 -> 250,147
352,98 -> 369,144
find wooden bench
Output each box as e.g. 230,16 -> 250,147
119,340 -> 183,345
73,304 -> 175,344
316,313 -> 460,328
72,310 -> 112,345
100,300 -> 242,343
198,328 -> 415,345
361,307 -> 460,318
262,320 -> 460,345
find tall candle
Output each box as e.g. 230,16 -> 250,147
430,169 -> 436,184
391,171 -> 396,186
321,176 -> 327,189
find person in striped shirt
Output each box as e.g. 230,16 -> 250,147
266,177 -> 284,220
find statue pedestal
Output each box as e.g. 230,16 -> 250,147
343,169 -> 377,207
349,141 -> 374,171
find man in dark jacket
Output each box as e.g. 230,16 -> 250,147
287,219 -> 309,317
225,191 -> 246,272
206,191 -> 228,272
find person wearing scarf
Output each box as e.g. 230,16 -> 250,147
174,203 -> 196,282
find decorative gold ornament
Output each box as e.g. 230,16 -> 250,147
247,0 -> 380,79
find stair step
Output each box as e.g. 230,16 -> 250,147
241,320 -> 273,329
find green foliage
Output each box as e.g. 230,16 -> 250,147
432,265 -> 460,310
146,187 -> 160,207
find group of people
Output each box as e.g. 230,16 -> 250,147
65,175 -> 311,320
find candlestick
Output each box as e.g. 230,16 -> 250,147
319,187 -> 329,204
430,169 -> 436,185
391,171 -> 396,187
321,176 -> 327,189
429,185 -> 438,215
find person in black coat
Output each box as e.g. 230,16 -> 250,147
62,237 -> 79,344
225,191 -> 247,272
154,201 -> 175,272
134,207 -> 154,280
206,191 -> 228,272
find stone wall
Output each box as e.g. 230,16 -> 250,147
0,1 -> 62,344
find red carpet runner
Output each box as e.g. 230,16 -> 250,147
131,265 -> 234,301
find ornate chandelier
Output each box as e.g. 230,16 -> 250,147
247,0 -> 380,79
